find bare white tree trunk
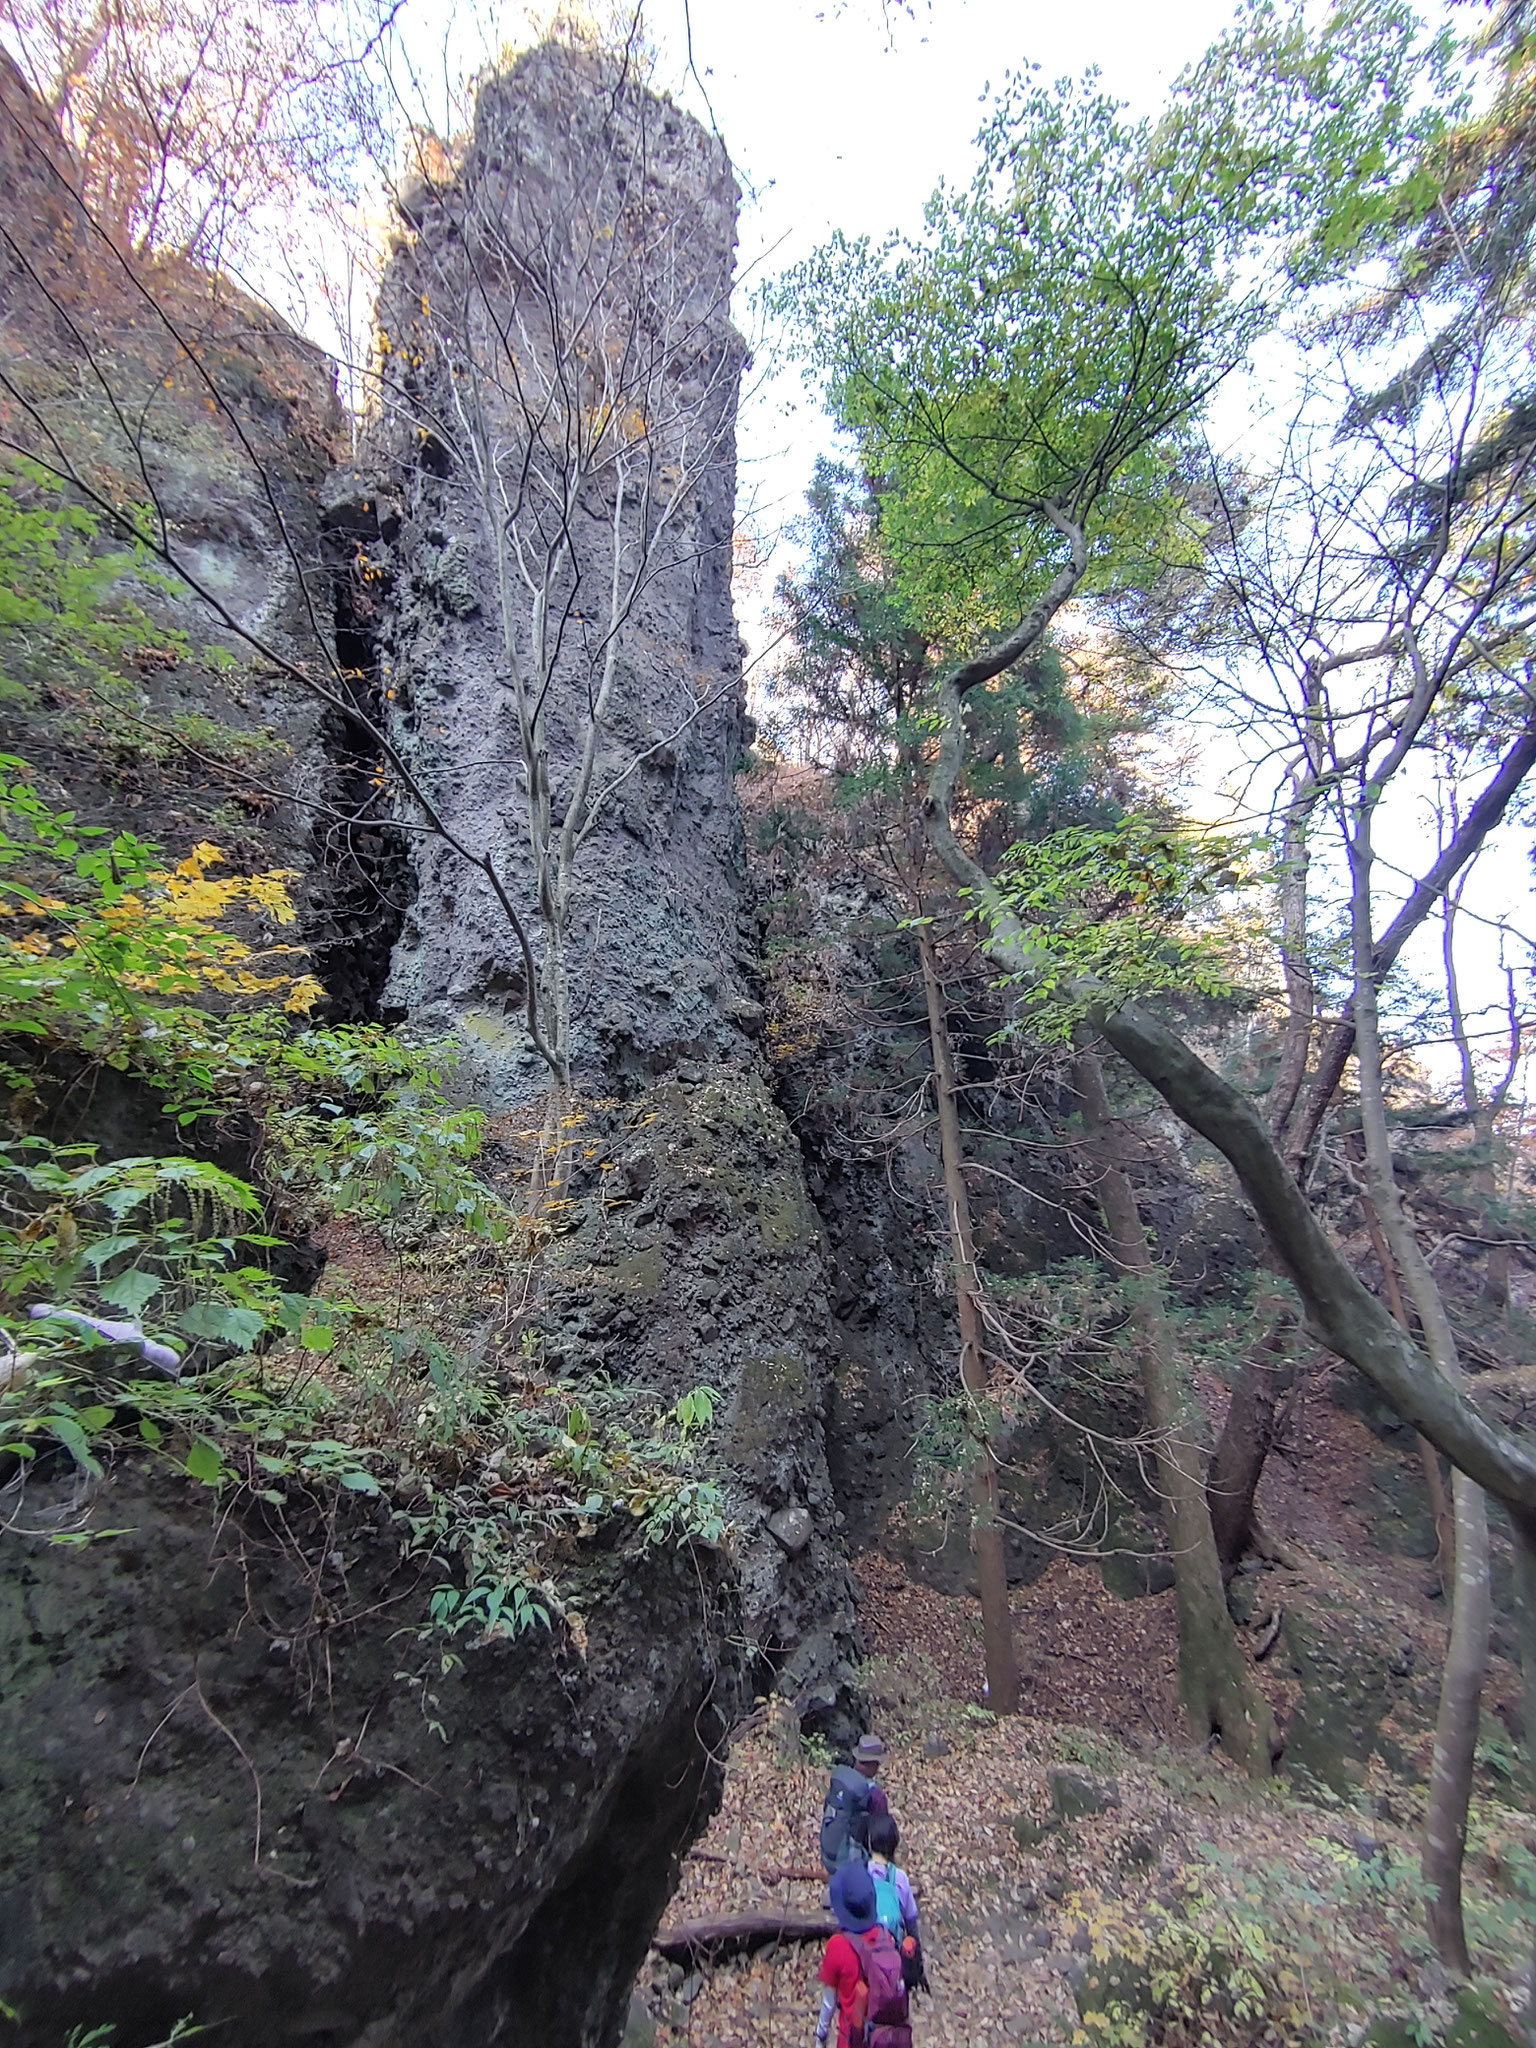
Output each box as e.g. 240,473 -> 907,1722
1348,798 -> 1489,1976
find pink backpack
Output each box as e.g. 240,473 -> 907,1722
855,1925 -> 912,2048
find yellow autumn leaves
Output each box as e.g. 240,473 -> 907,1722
3,839 -> 323,1015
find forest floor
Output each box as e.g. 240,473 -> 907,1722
639,1382 -> 1534,2048
646,1599 -> 1527,2047
306,1214 -> 1531,2045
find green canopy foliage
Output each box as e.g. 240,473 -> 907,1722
985,816 -> 1262,1039
764,459 -> 930,767
772,0 -> 1459,657
767,461 -> 1158,844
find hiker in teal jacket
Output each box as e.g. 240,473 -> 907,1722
866,1814 -> 919,1940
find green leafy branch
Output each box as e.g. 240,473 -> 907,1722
984,816 -> 1262,1040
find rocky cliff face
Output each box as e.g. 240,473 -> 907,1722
0,47 -> 406,1022
331,46 -> 862,1718
0,1468 -> 741,2048
0,46 -> 863,2047
529,1065 -> 864,1727
0,44 -> 860,2048
332,42 -> 757,1098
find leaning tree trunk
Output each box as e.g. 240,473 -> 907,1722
918,928 -> 1019,1714
1266,773 -> 1318,1144
1204,781 -> 1314,1572
1425,1470 -> 1492,1973
1057,981 -> 1536,2030
1357,1175 -> 1455,1590
1073,1036 -> 1275,1775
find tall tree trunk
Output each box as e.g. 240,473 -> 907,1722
1206,775 -> 1312,1572
1425,1470 -> 1492,1973
1356,1173 -> 1455,1589
1267,774 -> 1317,1144
918,928 -> 1019,1713
1073,1036 -> 1275,1775
1348,815 -> 1490,1976
539,922 -> 573,1090
1445,892 -> 1516,1315
1207,1309 -> 1296,1577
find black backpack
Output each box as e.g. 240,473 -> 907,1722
900,1932 -> 930,1996
819,1763 -> 873,1873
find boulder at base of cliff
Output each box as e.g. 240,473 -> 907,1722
0,1467 -> 743,2048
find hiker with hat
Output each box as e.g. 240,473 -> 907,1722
818,1733 -> 889,1875
814,1862 -> 913,2048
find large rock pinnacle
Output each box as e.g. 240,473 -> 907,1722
337,42 -> 756,1101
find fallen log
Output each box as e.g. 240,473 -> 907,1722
652,1911 -> 836,1964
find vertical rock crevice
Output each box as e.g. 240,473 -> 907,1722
305,475 -> 417,1023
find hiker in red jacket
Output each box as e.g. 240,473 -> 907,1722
813,1861 -> 913,2048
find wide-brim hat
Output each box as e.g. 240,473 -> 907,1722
830,1860 -> 878,1935
854,1734 -> 885,1763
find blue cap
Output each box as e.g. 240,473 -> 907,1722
829,1859 -> 878,1934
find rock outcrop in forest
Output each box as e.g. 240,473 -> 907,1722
5,12 -> 1535,2047
0,44 -> 858,2048
336,36 -> 863,1733
341,42 -> 758,1090
0,1469 -> 740,2048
